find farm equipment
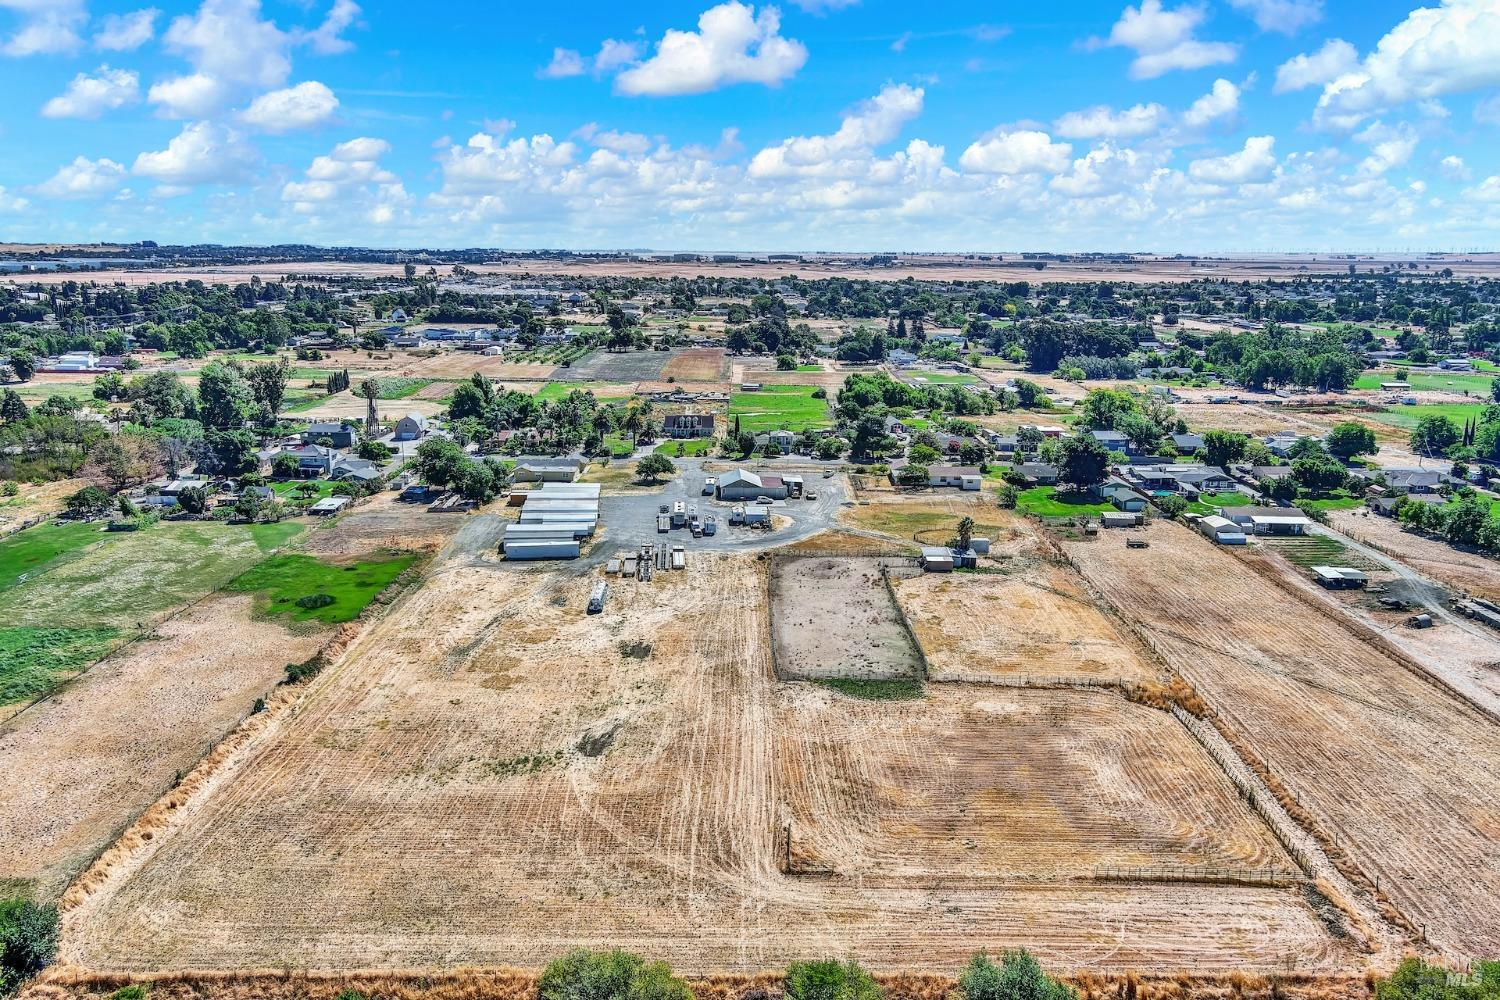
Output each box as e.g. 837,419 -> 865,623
1378,596 -> 1409,611
1126,539 -> 1150,549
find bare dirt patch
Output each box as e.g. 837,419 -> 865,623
893,568 -> 1156,685
290,392 -> 447,423
0,594 -> 327,901
779,684 -> 1293,882
770,557 -> 921,681
661,348 -> 726,381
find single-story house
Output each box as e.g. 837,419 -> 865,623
1017,463 -> 1059,486
717,469 -> 788,501
1171,432 -> 1204,454
393,412 -> 429,442
1252,465 -> 1294,481
888,349 -> 918,366
1199,515 -> 1247,545
302,421 -> 358,449
1312,565 -> 1368,588
160,476 -> 209,497
512,456 -> 585,483
1370,493 -> 1444,516
1264,433 -> 1318,457
929,465 -> 982,491
1094,481 -> 1148,512
883,415 -> 909,437
309,496 -> 352,516
330,457 -> 382,483
1385,468 -> 1447,494
1171,466 -> 1236,494
664,413 -> 715,439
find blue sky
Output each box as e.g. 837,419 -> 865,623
1,0 -> 1499,251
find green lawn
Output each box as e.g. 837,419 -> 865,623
1015,486 -> 1115,517
1312,321 -> 1408,338
0,626 -> 123,705
729,385 -> 830,433
1298,495 -> 1366,512
227,552 -> 416,625
272,480 -> 340,506
654,438 -> 714,456
1370,402 -> 1489,431
795,363 -> 823,372
1185,491 -> 1253,515
602,433 -> 635,458
1355,372 -> 1496,395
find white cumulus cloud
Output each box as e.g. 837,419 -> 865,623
1094,0 -> 1237,79
960,129 -> 1072,176
1,0 -> 86,55
1227,0 -> 1322,34
750,83 -> 924,177
42,65 -> 141,119
1188,135 -> 1277,184
1182,78 -> 1240,127
37,155 -> 128,198
1314,0 -> 1500,129
1274,38 -> 1357,93
132,121 -> 258,185
614,2 -> 808,96
240,80 -> 339,132
1053,102 -> 1169,140
93,7 -> 159,50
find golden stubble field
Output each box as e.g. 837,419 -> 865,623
1060,521 -> 1500,962
58,534 -> 1356,977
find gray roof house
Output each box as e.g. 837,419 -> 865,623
1171,432 -> 1204,453
302,421 -> 358,449
393,411 -> 429,442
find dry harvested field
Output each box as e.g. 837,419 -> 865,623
63,545 -> 1352,976
779,684 -> 1293,882
0,594 -> 327,901
1330,509 -> 1500,603
0,478 -> 86,535
1061,521 -> 1500,961
769,557 -> 921,681
892,569 -> 1156,685
289,391 -> 446,422
661,347 -> 726,381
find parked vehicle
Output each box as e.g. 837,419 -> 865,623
755,496 -> 775,505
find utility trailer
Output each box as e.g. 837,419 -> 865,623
671,545 -> 686,571
587,581 -> 609,614
657,514 -> 671,533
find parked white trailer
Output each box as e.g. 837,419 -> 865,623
503,539 -> 581,560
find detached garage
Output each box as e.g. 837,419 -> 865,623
1198,515 -> 1247,545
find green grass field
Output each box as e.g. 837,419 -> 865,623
0,520 -> 106,592
374,377 -> 435,400
729,385 -> 830,433
1015,486 -> 1115,517
1298,496 -> 1365,512
1355,372 -> 1496,395
0,519 -> 305,708
907,370 -> 977,385
272,480 -> 340,506
795,363 -> 822,372
1370,402 -> 1489,431
227,552 -> 415,625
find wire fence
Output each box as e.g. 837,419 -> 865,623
1093,865 -> 1306,888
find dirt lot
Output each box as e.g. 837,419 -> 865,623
779,684 -> 1292,882
1330,509 -> 1500,603
893,569 -> 1156,685
298,492 -> 463,559
289,392 -> 447,423
769,557 -> 921,681
661,348 -> 726,382
558,349 -> 676,382
0,594 -> 327,901
1061,521 -> 1500,961
63,550 -> 1351,976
